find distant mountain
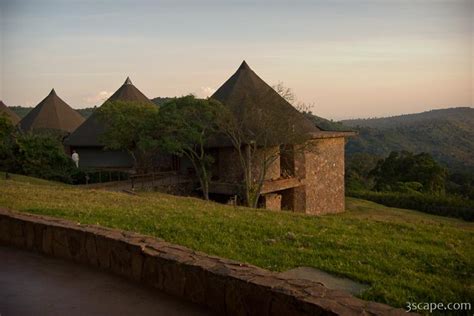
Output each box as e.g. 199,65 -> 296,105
339,108 -> 474,172
77,107 -> 97,118
9,106 -> 33,119
10,106 -> 96,119
342,107 -> 473,129
151,97 -> 174,106
303,112 -> 350,131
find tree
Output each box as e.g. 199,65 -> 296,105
0,115 -> 16,174
0,114 -> 81,183
155,95 -> 225,200
14,133 -> 77,182
96,100 -> 160,171
216,92 -> 313,208
272,81 -> 314,113
345,153 -> 380,191
369,151 -> 447,194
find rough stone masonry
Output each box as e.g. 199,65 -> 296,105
0,208 -> 409,316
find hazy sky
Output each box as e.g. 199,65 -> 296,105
1,0 -> 472,119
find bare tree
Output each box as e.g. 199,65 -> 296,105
216,94 -> 313,208
272,81 -> 316,113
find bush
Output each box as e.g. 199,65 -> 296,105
347,190 -> 474,221
15,133 -> 76,183
70,168 -> 130,185
0,125 -> 77,183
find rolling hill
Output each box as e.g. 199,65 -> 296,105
339,107 -> 474,172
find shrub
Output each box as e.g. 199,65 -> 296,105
347,190 -> 474,221
0,126 -> 77,183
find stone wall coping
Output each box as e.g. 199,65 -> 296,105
309,131 -> 357,139
0,207 -> 410,315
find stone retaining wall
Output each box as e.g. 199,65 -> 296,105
0,208 -> 406,315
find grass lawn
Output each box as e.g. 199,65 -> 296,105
0,172 -> 68,186
0,178 -> 472,308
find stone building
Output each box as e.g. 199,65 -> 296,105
65,77 -> 157,169
63,64 -> 354,215
18,89 -> 84,135
207,61 -> 354,215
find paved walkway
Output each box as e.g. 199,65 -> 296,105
0,246 -> 212,316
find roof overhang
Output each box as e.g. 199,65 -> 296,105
309,131 -> 357,139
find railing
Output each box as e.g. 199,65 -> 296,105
129,171 -> 191,190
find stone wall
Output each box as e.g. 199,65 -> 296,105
0,208 -> 406,316
296,137 -> 346,215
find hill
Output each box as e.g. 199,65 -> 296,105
340,108 -> 474,172
10,106 -> 96,119
9,106 -> 33,118
151,96 -> 174,106
342,107 -> 473,129
0,177 -> 472,308
303,112 -> 349,131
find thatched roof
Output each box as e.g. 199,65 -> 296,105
18,89 -> 85,133
107,77 -> 155,105
65,77 -> 154,147
0,101 -> 20,125
209,61 -> 321,147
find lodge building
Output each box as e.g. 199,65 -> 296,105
6,62 -> 355,215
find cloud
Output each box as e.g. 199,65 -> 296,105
84,91 -> 112,105
197,86 -> 216,98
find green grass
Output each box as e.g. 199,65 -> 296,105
0,172 -> 67,186
0,179 -> 472,308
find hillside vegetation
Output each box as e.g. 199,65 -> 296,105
0,178 -> 472,308
341,107 -> 474,172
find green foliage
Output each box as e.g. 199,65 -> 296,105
0,115 -> 17,172
447,173 -> 474,200
156,95 -> 225,199
345,152 -> 380,191
96,100 -> 160,169
151,97 -> 173,106
9,106 -> 32,118
370,151 -> 447,194
348,190 -> 474,221
76,107 -> 96,118
1,180 -> 472,308
0,114 -> 15,140
4,133 -> 75,183
0,117 -> 76,183
343,107 -> 474,173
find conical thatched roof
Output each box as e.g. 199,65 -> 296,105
65,77 -> 154,147
210,61 -> 320,146
0,100 -> 20,125
19,89 -> 85,133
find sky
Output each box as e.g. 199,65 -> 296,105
0,0 -> 472,120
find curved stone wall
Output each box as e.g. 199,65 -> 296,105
0,208 -> 407,315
